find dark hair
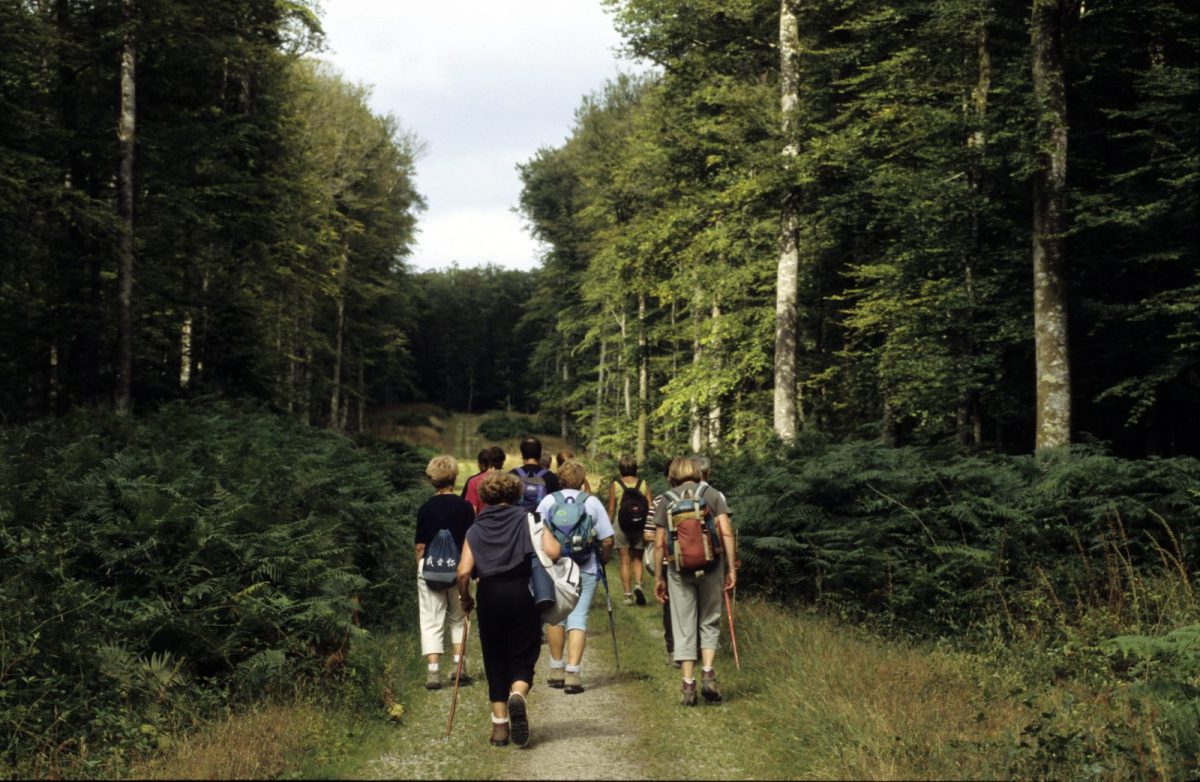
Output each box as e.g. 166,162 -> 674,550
618,456 -> 638,477
485,445 -> 506,469
519,436 -> 542,461
476,449 -> 489,470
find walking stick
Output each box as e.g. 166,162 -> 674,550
595,557 -> 620,672
723,588 -> 740,671
444,611 -> 471,739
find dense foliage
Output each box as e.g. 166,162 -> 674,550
0,1 -> 423,430
517,0 -> 1198,458
719,441 -> 1200,772
0,403 -> 429,775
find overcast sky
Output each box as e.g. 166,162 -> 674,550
317,1 -> 637,271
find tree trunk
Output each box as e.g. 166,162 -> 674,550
592,336 -> 606,459
773,0 -> 802,443
1031,0 -> 1073,452
114,0 -> 136,413
329,292 -> 345,430
561,359 -> 569,439
636,291 -> 648,462
959,18 -> 991,449
707,302 -> 723,451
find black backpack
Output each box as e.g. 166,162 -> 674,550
615,479 -> 649,538
514,466 -> 550,513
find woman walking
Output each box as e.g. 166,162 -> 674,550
652,456 -> 736,705
457,471 -> 562,747
415,455 -> 475,690
607,455 -> 652,607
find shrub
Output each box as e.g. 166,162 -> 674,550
0,401 -> 427,776
476,413 -> 558,441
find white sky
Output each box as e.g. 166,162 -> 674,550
317,1 -> 635,271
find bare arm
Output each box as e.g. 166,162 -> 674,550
415,543 -> 425,563
541,526 -> 562,561
653,526 -> 668,604
456,540 -> 475,612
717,513 -> 736,591
607,481 -> 617,519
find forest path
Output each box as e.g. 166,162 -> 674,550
355,575 -> 675,780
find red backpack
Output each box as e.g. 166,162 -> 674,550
663,486 -> 721,576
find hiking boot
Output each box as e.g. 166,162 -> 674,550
623,594 -> 635,606
634,584 -> 646,605
547,667 -> 565,688
424,669 -> 442,690
680,679 -> 698,707
453,669 -> 474,686
700,669 -> 722,704
563,671 -> 584,694
507,692 -> 530,748
489,720 -> 510,747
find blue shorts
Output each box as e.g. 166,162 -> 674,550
557,569 -> 598,632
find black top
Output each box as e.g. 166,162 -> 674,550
415,493 -> 475,552
511,464 -> 561,493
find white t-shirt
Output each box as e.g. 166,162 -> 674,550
535,489 -> 614,575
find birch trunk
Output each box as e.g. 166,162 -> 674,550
773,0 -> 802,443
636,291 -> 648,462
1031,0 -> 1073,451
114,0 -> 136,412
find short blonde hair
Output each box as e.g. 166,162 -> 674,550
557,459 -> 587,490
479,471 -> 523,505
425,455 -> 459,489
668,456 -> 702,486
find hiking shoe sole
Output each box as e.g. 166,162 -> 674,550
634,587 -> 646,606
547,672 -> 565,688
507,692 -> 530,748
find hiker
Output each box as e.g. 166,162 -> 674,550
463,446 -> 505,514
646,458 -> 677,664
415,455 -> 476,690
511,436 -> 560,514
555,448 -> 593,492
537,459 -> 614,694
457,471 -> 562,748
607,455 -> 651,606
652,456 -> 737,705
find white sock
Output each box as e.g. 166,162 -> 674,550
453,655 -> 461,664
549,657 -> 565,669
492,715 -> 509,724
702,666 -> 714,674
565,664 -> 580,674
683,676 -> 695,684
428,663 -> 439,672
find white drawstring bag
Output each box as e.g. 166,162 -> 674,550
527,513 -> 582,624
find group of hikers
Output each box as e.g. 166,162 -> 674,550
413,435 -> 738,749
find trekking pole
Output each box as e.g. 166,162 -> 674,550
723,588 -> 741,671
595,557 -> 620,672
444,610 -> 471,739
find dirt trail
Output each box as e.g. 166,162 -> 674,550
360,594 -> 662,780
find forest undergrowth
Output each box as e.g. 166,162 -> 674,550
3,403 -> 1199,778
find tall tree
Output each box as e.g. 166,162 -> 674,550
1031,0 -> 1075,451
114,0 -> 136,412
773,0 -> 802,443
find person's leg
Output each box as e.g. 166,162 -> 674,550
545,623 -> 566,687
447,587 -> 468,679
631,547 -> 646,603
618,546 -> 634,603
697,562 -> 726,703
562,570 -> 596,692
505,584 -> 541,748
417,574 -> 447,687
668,570 -> 700,705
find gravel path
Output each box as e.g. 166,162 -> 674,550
361,615 -> 659,780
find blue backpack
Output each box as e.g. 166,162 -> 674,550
515,466 -> 550,513
547,491 -> 597,564
422,529 -> 459,591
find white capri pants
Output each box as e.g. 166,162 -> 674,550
417,560 -> 466,657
